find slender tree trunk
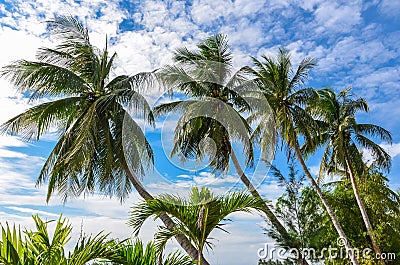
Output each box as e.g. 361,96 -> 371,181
124,164 -> 209,265
292,143 -> 359,265
231,149 -> 310,265
344,152 -> 384,264
198,246 -> 203,265
230,150 -> 288,236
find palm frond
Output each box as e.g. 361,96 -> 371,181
47,15 -> 90,44
356,123 -> 392,144
354,134 -> 392,172
0,97 -> 84,141
1,60 -> 86,99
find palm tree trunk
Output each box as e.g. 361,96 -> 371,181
123,164 -> 210,265
198,246 -> 203,265
231,149 -> 311,265
344,152 -> 384,264
292,143 -> 360,265
230,150 -> 288,235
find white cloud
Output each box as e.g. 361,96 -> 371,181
0,136 -> 27,148
313,1 -> 362,34
6,206 -> 59,218
193,172 -> 238,185
191,0 -> 233,25
232,0 -> 266,16
354,67 -> 400,98
378,0 -> 400,18
380,143 -> 400,158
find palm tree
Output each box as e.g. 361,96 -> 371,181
0,215 -> 116,265
129,187 -> 265,265
0,16 -> 206,264
302,87 -> 392,259
154,34 -> 291,244
246,49 -> 360,265
95,239 -> 193,265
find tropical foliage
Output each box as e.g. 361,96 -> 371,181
0,15 -> 154,202
154,34 -> 290,247
264,164 -> 400,265
0,215 -> 192,265
246,49 -> 361,264
265,158 -> 323,264
303,87 -> 392,256
94,239 -> 193,265
129,187 -> 265,265
0,215 -> 116,265
0,15 -> 204,263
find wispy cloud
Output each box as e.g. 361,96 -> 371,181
6,206 -> 59,218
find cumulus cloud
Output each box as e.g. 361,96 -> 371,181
378,0 -> 400,18
313,1 -> 362,34
380,143 -> 400,158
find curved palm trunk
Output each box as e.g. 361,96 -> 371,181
292,143 -> 360,265
123,164 -> 209,265
230,150 -> 288,236
231,149 -> 311,265
344,152 -> 384,264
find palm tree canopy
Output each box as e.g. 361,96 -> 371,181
0,16 -> 155,202
302,87 -> 392,180
128,187 -> 265,257
246,48 -> 318,152
154,34 -> 259,172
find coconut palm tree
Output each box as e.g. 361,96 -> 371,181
302,87 -> 392,259
0,16 -> 206,264
154,34 -> 291,244
129,187 -> 265,265
246,49 -> 359,265
0,215 -> 116,265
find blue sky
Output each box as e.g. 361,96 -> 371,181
0,0 -> 399,264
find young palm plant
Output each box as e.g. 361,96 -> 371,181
0,222 -> 34,265
129,187 -> 265,265
302,87 -> 392,260
154,34 -> 291,244
0,215 -> 116,265
0,15 -> 205,263
246,49 -> 360,265
95,239 -> 193,265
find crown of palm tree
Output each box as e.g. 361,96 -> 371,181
129,187 -> 264,265
0,16 -> 155,202
302,87 -> 392,180
154,34 -> 258,171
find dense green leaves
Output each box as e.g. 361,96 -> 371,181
0,15 -> 155,202
246,48 -> 318,150
0,216 -> 192,265
303,87 -> 392,180
155,34 -> 256,171
0,215 -> 116,265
